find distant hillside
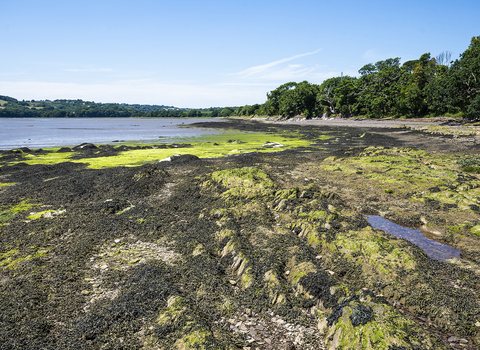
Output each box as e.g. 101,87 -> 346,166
117,103 -> 181,113
0,96 -> 224,118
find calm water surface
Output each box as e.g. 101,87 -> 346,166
364,215 -> 461,262
0,118 -> 222,150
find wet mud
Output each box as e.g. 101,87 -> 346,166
1,118 -> 480,349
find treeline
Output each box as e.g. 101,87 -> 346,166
0,97 -> 228,119
232,35 -> 480,119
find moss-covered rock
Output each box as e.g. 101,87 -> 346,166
324,294 -> 447,349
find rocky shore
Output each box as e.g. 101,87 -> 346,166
1,118 -> 480,349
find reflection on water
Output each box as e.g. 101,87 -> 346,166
364,215 -> 461,262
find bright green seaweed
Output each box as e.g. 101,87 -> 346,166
3,131 -> 318,169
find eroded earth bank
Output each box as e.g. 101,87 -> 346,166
1,119 -> 480,349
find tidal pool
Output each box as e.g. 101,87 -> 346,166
364,215 -> 461,262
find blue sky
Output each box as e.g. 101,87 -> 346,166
1,0 -> 479,108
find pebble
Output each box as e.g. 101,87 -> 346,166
217,308 -> 325,349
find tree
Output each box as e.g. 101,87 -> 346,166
355,58 -> 403,117
234,104 -> 261,116
220,107 -> 234,117
397,53 -> 438,117
265,82 -> 298,116
451,36 -> 480,118
435,51 -> 452,67
317,77 -> 342,115
316,76 -> 357,117
427,36 -> 480,118
264,81 -> 320,118
187,109 -> 202,118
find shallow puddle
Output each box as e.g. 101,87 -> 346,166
364,215 -> 461,262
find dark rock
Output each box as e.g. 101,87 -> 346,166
425,198 -> 441,210
72,143 -> 97,151
98,198 -> 131,214
327,295 -> 359,326
299,271 -> 337,311
160,154 -> 200,163
168,143 -> 192,148
350,303 -> 374,327
13,147 -> 31,153
469,204 -> 480,213
57,147 -> 72,152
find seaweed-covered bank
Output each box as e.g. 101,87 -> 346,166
1,118 -> 480,349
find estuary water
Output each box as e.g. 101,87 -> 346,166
0,118 -> 222,150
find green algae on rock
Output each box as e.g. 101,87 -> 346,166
202,163 -> 475,348
1,130 -> 317,169
0,199 -> 40,223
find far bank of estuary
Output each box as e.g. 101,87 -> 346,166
0,118 -> 223,150
1,118 -> 480,349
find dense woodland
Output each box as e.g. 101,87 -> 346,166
233,35 -> 480,119
0,97 -> 224,119
1,36 -> 478,120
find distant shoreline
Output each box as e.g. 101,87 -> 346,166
249,116 -> 470,128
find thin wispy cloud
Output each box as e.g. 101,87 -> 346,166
63,68 -> 114,73
257,64 -> 314,80
235,49 -> 322,78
